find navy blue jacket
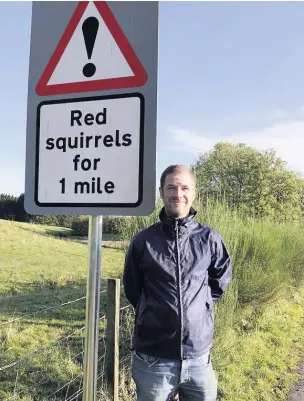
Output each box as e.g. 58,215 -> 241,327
123,207 -> 232,360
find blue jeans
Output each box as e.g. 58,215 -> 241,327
132,351 -> 218,401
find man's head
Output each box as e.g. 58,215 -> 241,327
159,165 -> 196,218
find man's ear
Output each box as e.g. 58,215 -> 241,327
159,187 -> 164,200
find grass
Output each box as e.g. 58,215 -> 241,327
1,198 -> 304,400
0,219 -> 127,400
0,220 -> 124,295
213,285 -> 304,400
120,199 -> 304,400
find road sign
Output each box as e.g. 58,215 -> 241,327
25,1 -> 158,216
36,93 -> 144,207
35,2 -> 148,96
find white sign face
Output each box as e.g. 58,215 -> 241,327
35,93 -> 144,207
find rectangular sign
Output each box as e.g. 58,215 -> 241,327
25,1 -> 158,216
36,93 -> 144,207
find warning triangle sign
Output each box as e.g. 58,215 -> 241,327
36,1 -> 148,96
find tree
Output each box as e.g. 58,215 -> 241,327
192,142 -> 304,221
15,194 -> 31,222
0,193 -> 17,220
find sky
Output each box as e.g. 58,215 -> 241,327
1,1 -> 304,198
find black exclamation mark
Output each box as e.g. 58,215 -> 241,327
82,17 -> 99,78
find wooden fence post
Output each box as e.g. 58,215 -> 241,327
106,279 -> 120,401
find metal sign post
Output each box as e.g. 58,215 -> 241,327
25,2 -> 158,400
83,216 -> 103,400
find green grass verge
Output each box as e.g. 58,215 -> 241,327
0,219 -> 124,295
213,285 -> 304,400
1,202 -> 304,400
0,219 -> 126,400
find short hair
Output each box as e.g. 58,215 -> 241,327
160,165 -> 196,189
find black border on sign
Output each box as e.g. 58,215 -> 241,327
34,92 -> 145,208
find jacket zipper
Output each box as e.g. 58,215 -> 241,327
175,220 -> 183,360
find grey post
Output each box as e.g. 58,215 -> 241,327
83,216 -> 103,401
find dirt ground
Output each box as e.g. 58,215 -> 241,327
286,362 -> 304,401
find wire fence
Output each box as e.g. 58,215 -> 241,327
0,294 -> 88,327
0,288 -> 135,401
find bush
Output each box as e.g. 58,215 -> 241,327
71,216 -> 89,236
31,215 -> 60,226
71,216 -> 128,237
103,216 -> 126,235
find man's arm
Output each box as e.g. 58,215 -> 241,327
208,231 -> 232,304
123,235 -> 143,309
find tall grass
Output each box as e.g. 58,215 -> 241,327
2,199 -> 304,400
119,197 -> 304,360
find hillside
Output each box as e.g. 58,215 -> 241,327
0,219 -> 124,294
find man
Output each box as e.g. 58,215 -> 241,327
123,165 -> 232,401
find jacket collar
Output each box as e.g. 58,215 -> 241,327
159,206 -> 197,236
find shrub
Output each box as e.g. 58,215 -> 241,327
71,216 -> 89,236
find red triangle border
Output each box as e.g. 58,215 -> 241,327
35,1 -> 148,96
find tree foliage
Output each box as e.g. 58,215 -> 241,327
0,193 -> 126,234
192,142 -> 304,221
0,193 -> 29,221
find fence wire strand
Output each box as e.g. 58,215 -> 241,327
1,290 -> 133,401
0,290 -> 107,327
0,315 -> 106,372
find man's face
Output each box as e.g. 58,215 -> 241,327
159,171 -> 196,218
